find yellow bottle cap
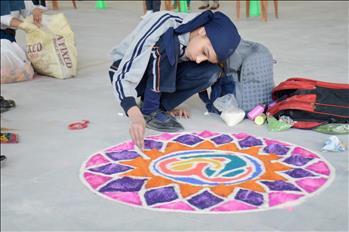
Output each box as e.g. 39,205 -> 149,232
255,113 -> 266,125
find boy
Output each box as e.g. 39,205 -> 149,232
109,10 -> 240,149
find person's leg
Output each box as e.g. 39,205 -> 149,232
152,0 -> 161,12
141,73 -> 161,115
145,0 -> 152,10
198,0 -> 209,9
143,0 -> 147,14
139,49 -> 184,132
160,61 -> 222,111
39,0 -> 46,7
164,0 -> 172,10
187,0 -> 191,10
142,0 -> 154,18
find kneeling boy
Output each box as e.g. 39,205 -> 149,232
109,10 -> 241,148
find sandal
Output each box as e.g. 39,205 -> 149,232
198,4 -> 209,10
209,3 -> 219,10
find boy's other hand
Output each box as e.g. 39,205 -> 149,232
128,106 -> 145,149
169,107 -> 191,119
18,21 -> 39,33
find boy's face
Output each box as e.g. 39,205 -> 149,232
186,27 -> 218,64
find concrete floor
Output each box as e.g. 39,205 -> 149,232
1,1 -> 348,231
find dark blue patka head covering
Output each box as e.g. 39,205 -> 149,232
164,10 -> 241,65
203,12 -> 241,62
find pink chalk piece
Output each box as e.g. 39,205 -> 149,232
268,192 -> 304,207
155,201 -> 195,211
264,139 -> 290,147
306,161 -> 331,176
195,130 -> 220,138
292,147 -> 319,158
105,141 -> 135,152
85,153 -> 110,168
147,133 -> 179,141
211,199 -> 258,211
103,192 -> 142,205
233,132 -> 251,140
84,172 -> 112,189
296,177 -> 327,193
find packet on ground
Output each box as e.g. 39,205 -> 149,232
267,115 -> 293,132
314,124 -> 349,135
321,135 -> 346,152
213,94 -> 245,127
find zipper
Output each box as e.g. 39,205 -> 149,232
315,102 -> 349,109
272,99 -> 349,118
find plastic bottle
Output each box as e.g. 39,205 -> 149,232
247,104 -> 265,120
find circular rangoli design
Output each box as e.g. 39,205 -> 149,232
80,131 -> 334,213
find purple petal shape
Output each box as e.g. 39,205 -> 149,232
284,155 -> 313,166
285,169 -> 315,178
99,177 -> 145,192
235,189 -> 264,206
187,191 -> 223,209
239,136 -> 263,148
263,144 -> 289,155
144,140 -> 163,150
106,150 -> 139,161
211,134 -> 233,145
89,163 -> 132,175
144,186 -> 178,206
174,134 -> 203,146
261,180 -> 301,191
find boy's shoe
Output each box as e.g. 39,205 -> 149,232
144,110 -> 184,132
198,4 -> 209,10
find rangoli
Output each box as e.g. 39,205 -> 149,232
80,131 -> 334,213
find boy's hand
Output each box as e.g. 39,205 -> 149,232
128,106 -> 145,149
18,21 -> 39,33
32,8 -> 43,27
169,107 -> 190,119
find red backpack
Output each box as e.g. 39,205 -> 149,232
267,77 -> 349,129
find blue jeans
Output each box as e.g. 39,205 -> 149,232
109,60 -> 222,113
159,61 -> 221,111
